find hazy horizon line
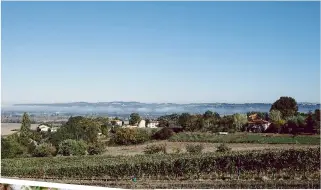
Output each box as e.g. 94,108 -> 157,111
4,100 -> 321,106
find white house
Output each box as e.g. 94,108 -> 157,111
115,120 -> 123,126
37,124 -> 58,132
37,124 -> 51,132
147,121 -> 159,128
138,120 -> 146,128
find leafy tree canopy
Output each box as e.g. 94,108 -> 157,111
270,96 -> 298,119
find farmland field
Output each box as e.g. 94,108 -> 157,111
2,148 -> 320,188
169,132 -> 321,145
1,123 -> 39,136
102,140 -> 319,156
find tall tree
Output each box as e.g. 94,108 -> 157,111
233,113 -> 248,131
20,112 -> 31,138
129,113 -> 141,125
270,96 -> 298,119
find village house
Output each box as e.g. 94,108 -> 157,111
37,124 -> 58,132
138,120 -> 146,128
114,120 -> 123,126
247,113 -> 271,133
37,124 -> 51,132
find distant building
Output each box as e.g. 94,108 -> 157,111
247,113 -> 271,133
147,121 -> 159,128
123,121 -> 129,125
114,120 -> 123,126
37,124 -> 51,132
138,120 -> 146,128
37,124 -> 58,132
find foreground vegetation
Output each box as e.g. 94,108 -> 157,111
13,179 -> 320,189
2,148 -> 320,180
169,132 -> 321,144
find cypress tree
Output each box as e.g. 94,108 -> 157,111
20,112 -> 31,139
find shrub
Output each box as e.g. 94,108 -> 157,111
87,141 -> 106,155
58,139 -> 87,156
100,124 -> 110,136
152,128 -> 174,140
150,128 -> 158,136
186,144 -> 204,154
32,143 -> 56,157
143,144 -> 167,154
216,143 -> 231,153
1,135 -> 27,159
112,128 -> 150,145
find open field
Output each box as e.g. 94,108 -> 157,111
103,140 -> 319,156
169,132 -> 321,145
1,123 -> 39,136
2,148 -> 320,188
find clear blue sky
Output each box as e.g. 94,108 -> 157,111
1,2 -> 320,104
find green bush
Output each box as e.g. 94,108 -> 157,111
87,141 -> 106,155
101,124 -> 111,136
143,144 -> 167,154
1,135 -> 27,159
112,128 -> 150,145
216,143 -> 231,153
185,144 -> 204,154
32,143 -> 56,157
58,139 -> 87,156
152,128 -> 174,140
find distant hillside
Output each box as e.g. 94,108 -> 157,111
3,102 -> 320,116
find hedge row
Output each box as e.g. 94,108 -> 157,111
2,148 -> 320,179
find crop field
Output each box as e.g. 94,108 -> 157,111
2,148 -> 320,187
169,132 -> 321,145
